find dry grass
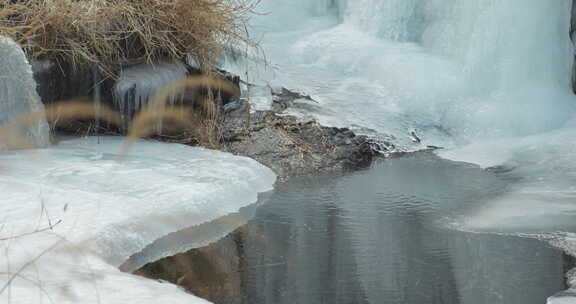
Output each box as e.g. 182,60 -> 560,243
0,0 -> 258,75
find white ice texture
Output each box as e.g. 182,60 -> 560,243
245,0 -> 575,149
0,137 -> 276,303
0,36 -> 49,149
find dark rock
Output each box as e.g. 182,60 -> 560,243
271,87 -> 317,113
31,59 -> 115,105
222,100 -> 375,180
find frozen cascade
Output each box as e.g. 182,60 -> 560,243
0,36 -> 49,149
114,61 -> 188,131
249,0 -> 575,148
344,0 -> 423,41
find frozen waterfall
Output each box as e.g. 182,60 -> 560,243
249,0 -> 575,148
0,36 -> 49,149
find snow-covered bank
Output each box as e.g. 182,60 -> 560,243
0,137 -> 276,303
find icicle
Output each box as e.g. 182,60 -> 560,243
113,61 -> 188,134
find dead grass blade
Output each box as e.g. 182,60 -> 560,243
0,239 -> 63,296
118,75 -> 239,152
146,75 -> 240,109
121,107 -> 195,157
0,101 -> 122,149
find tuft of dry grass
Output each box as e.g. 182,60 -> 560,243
0,0 -> 258,75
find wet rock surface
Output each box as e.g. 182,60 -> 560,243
222,99 -> 376,180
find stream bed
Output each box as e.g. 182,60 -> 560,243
137,154 -> 569,304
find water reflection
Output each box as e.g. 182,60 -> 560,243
138,154 -> 565,304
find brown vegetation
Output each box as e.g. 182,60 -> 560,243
0,0 -> 257,75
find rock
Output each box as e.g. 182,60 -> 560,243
222,100 -> 376,180
271,87 -> 317,113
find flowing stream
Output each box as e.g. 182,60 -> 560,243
138,155 -> 569,304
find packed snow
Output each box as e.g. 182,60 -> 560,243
0,137 -> 276,303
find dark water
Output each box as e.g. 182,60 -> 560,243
138,154 -> 566,304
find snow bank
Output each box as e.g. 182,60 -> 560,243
0,137 -> 276,303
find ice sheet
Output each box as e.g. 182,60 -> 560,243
0,137 -> 276,303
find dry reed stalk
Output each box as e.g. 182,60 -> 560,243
135,75 -> 240,149
0,101 -> 121,149
146,76 -> 240,109
121,107 -> 196,156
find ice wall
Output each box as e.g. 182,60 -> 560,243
0,36 -> 49,149
250,0 -> 575,148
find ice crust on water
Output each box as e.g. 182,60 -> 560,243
0,36 -> 49,149
0,137 -> 276,303
439,124 -> 576,232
